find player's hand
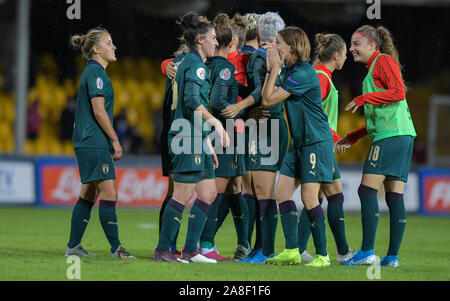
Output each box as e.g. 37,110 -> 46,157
345,99 -> 359,113
166,62 -> 177,80
334,135 -> 352,154
211,150 -> 219,169
267,44 -> 283,70
222,103 -> 242,119
220,126 -> 231,148
249,106 -> 270,120
111,140 -> 123,161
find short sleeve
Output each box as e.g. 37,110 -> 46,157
281,71 -> 307,97
87,68 -> 107,100
214,66 -> 235,88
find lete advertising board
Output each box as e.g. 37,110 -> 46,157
419,168 -> 450,214
0,160 -> 35,204
36,158 -> 168,207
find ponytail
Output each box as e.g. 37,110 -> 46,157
355,25 -> 407,91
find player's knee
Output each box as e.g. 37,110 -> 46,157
197,189 -> 217,204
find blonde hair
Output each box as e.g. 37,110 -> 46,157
244,13 -> 260,41
71,27 -> 110,60
313,33 -> 346,64
231,13 -> 247,49
213,13 -> 233,49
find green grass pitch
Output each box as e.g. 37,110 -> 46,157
0,207 -> 449,281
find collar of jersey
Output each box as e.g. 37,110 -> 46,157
190,49 -> 203,62
87,59 -> 105,69
210,56 -> 228,62
287,60 -> 303,71
241,45 -> 256,52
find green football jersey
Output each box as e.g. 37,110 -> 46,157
168,50 -> 211,138
73,59 -> 114,149
316,70 -> 339,133
247,46 -> 284,119
162,53 -> 187,132
280,61 -> 332,148
207,56 -> 240,123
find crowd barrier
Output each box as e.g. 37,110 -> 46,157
0,155 -> 448,214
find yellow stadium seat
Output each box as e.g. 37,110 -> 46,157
48,138 -> 63,155
24,139 -> 35,155
63,140 -> 74,156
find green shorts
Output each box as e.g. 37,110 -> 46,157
245,116 -> 289,171
363,135 -> 415,182
172,153 -> 215,183
75,147 -> 116,184
215,152 -> 246,178
279,139 -> 334,184
332,156 -> 341,180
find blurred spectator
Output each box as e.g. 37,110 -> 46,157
113,108 -> 128,143
27,98 -> 41,140
113,108 -> 144,155
60,96 -> 76,141
152,108 -> 163,153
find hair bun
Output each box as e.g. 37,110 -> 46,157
177,12 -> 201,31
70,34 -> 85,49
315,33 -> 330,46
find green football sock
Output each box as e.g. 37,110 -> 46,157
244,194 -> 256,247
68,197 -> 94,248
253,199 -> 262,250
156,198 -> 184,251
214,194 -> 229,234
326,193 -> 349,255
184,199 -> 210,253
99,200 -> 121,253
229,193 -> 250,248
307,204 -> 327,256
298,198 -> 322,253
297,208 -> 310,253
200,194 -> 221,248
260,199 -> 278,256
358,185 -> 379,251
386,192 -> 407,256
279,200 -> 298,249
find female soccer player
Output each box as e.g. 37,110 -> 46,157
65,27 -> 135,259
152,12 -> 230,263
212,12 -> 262,262
235,12 -> 289,264
262,26 -> 334,267
296,33 -> 354,263
198,13 -> 247,261
337,25 -> 416,267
